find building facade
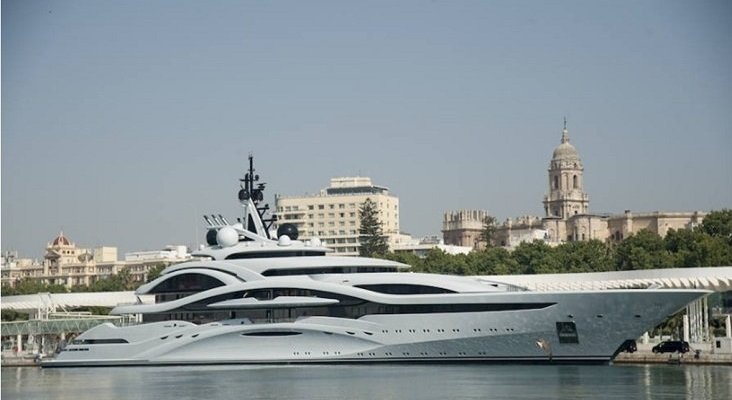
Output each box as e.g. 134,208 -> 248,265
391,235 -> 473,258
274,177 -> 400,256
448,122 -> 707,249
542,121 -> 589,219
441,210 -> 489,249
1,233 -> 192,288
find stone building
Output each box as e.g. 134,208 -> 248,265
1,232 -> 191,288
447,121 -> 706,249
441,210 -> 489,249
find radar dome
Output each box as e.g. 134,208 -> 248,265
216,226 -> 239,247
277,223 -> 299,240
205,229 -> 218,246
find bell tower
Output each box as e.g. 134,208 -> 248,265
543,119 -> 589,219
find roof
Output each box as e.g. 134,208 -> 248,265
551,127 -> 580,161
0,292 -> 155,314
51,232 -> 72,246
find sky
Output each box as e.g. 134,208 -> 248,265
2,0 -> 731,258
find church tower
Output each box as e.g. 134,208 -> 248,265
543,120 -> 589,219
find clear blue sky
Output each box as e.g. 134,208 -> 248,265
3,0 -> 731,258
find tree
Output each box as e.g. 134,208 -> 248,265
358,198 -> 389,257
700,209 -> 732,245
511,241 -> 560,274
145,264 -> 167,283
554,240 -> 615,273
472,247 -> 519,275
615,229 -> 674,270
664,228 -> 732,268
478,215 -> 498,248
1,279 -> 68,296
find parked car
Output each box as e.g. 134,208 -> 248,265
620,339 -> 637,353
652,341 -> 690,354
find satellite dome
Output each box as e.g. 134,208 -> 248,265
216,226 -> 239,247
206,229 -> 218,246
277,224 -> 299,240
278,235 -> 292,247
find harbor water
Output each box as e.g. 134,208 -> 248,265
2,364 -> 732,400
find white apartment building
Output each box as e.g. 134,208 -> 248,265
274,177 -> 400,256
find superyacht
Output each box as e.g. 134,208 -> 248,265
43,158 -> 708,366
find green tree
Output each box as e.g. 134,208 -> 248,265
1,279 -> 68,296
664,228 -> 732,268
615,229 -> 674,270
358,198 -> 389,257
471,247 -> 519,275
145,264 -> 167,283
84,269 -> 137,292
384,251 -> 422,269
554,240 -> 615,273
478,215 -> 498,248
511,241 -> 560,274
414,248 -> 467,275
700,209 -> 732,245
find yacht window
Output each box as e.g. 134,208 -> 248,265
225,251 -> 325,259
242,331 -> 302,337
354,284 -> 456,295
149,273 -> 225,294
261,266 -> 396,276
72,338 -> 129,345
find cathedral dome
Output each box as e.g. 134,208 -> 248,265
552,142 -> 579,160
551,126 -> 580,161
52,232 -> 71,246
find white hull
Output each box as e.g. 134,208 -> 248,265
44,289 -> 705,367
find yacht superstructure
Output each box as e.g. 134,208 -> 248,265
43,157 -> 709,367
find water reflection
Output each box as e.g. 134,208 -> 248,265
2,364 -> 731,400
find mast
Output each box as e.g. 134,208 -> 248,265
238,154 -> 276,238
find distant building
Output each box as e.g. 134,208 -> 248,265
490,121 -> 706,248
392,235 -> 473,258
1,232 -> 192,288
274,177 -> 400,256
442,210 -> 488,249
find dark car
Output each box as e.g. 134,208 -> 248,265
652,341 -> 690,354
620,339 -> 637,353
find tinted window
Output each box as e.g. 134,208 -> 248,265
149,273 -> 226,294
354,284 -> 456,295
262,266 -> 395,276
225,251 -> 325,260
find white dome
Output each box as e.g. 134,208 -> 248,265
216,227 -> 239,247
552,127 -> 580,161
552,142 -> 579,160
